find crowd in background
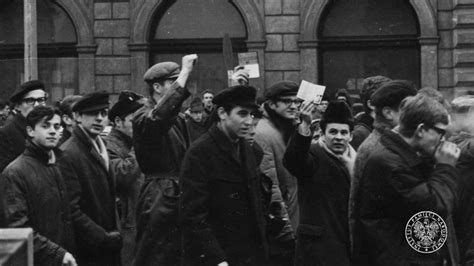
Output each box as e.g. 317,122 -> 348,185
0,54 -> 473,266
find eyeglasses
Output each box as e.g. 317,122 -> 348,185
428,125 -> 446,139
277,98 -> 304,107
22,97 -> 47,105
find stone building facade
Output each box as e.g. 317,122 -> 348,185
0,0 -> 473,103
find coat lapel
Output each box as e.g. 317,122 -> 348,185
73,126 -> 109,172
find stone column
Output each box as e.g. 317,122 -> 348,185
420,37 -> 439,89
76,45 -> 97,94
129,43 -> 149,97
299,40 -> 319,84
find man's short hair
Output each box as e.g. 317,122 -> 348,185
26,105 -> 61,129
398,94 -> 449,138
202,90 -> 214,96
360,75 -> 391,112
371,80 -> 417,118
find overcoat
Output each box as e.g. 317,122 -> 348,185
59,126 -> 120,266
4,142 -> 76,266
355,129 -> 459,266
180,125 -> 270,266
0,114 -> 27,171
133,81 -> 190,266
104,128 -> 143,266
283,132 -> 351,266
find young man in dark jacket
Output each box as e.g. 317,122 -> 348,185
0,80 -> 47,171
59,92 -> 122,266
355,94 -> 460,266
4,105 -> 77,266
283,101 -> 356,266
104,91 -> 144,266
180,85 -> 270,266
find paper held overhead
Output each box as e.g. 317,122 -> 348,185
238,52 -> 260,78
297,80 -> 326,104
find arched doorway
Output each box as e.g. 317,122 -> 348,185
0,0 -> 78,102
299,0 -> 438,97
318,0 -> 420,99
149,0 -> 248,97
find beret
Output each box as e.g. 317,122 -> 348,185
108,91 -> 144,120
213,85 -> 258,109
264,80 -> 298,100
73,91 -> 109,113
321,101 -> 354,128
370,80 -> 417,109
10,80 -> 45,103
144,62 -> 180,82
189,97 -> 204,112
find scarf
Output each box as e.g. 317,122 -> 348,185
318,138 -> 356,178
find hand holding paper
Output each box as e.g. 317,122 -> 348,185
297,80 -> 326,104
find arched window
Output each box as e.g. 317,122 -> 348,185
318,0 -> 420,99
0,0 -> 78,101
150,0 -> 247,96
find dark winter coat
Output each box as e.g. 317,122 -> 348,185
59,126 -> 120,266
450,132 -> 474,265
351,112 -> 374,151
133,81 -> 190,266
283,132 -> 351,266
185,116 -> 207,143
104,128 -> 143,266
355,129 -> 459,266
0,114 -> 28,171
3,142 -> 76,266
180,125 -> 270,266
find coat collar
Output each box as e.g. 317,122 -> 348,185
208,124 -> 243,166
23,140 -> 61,166
380,129 -> 423,167
72,125 -> 109,171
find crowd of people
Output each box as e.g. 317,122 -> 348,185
0,53 -> 473,266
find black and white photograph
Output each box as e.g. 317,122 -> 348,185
0,0 -> 472,265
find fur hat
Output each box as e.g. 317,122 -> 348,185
320,101 -> 354,131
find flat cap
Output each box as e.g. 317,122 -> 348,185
370,80 -> 417,109
73,91 -> 109,113
10,80 -> 45,103
144,62 -> 180,82
213,85 -> 258,109
264,80 -> 298,100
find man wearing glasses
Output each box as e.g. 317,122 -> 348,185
0,80 -> 47,171
254,80 -> 301,264
355,94 -> 461,265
